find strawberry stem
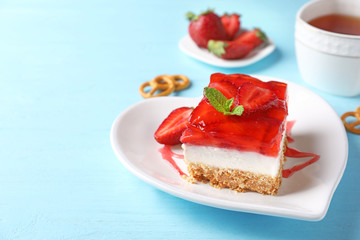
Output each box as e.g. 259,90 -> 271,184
255,28 -> 268,42
207,40 -> 228,57
186,9 -> 214,21
186,12 -> 197,21
201,8 -> 214,15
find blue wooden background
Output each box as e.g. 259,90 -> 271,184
0,0 -> 359,239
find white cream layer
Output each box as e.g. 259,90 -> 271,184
183,129 -> 286,178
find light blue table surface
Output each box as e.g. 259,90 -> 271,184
1,0 -> 359,239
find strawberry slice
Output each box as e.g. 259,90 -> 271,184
220,13 -> 241,40
188,96 -> 228,127
235,82 -> 277,113
208,80 -> 238,99
210,73 -> 260,87
183,81 -> 239,133
154,107 -> 193,145
210,73 -> 288,101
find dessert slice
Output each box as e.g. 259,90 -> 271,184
180,73 -> 288,195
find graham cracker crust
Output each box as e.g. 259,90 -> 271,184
185,144 -> 287,195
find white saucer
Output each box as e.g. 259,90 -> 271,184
179,35 -> 276,68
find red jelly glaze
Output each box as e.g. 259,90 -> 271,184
160,73 -> 320,179
158,145 -> 187,177
210,73 -> 288,100
181,73 -> 288,157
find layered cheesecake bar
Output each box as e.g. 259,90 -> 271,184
180,73 -> 288,195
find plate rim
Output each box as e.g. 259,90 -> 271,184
110,76 -> 348,221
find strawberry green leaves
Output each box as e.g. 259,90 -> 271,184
207,40 -> 228,57
186,9 -> 214,21
204,87 -> 244,116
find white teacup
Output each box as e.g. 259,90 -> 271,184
295,0 -> 360,97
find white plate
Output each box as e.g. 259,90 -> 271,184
110,76 -> 348,221
179,35 -> 276,68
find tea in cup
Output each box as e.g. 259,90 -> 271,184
295,0 -> 360,97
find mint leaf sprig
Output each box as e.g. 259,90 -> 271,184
204,87 -> 244,116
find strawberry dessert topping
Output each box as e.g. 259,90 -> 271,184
154,107 -> 193,145
235,82 -> 277,113
210,73 -> 287,100
180,73 -> 288,157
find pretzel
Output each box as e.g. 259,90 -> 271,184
170,75 -> 191,91
139,75 -> 190,98
139,75 -> 175,98
341,106 -> 360,134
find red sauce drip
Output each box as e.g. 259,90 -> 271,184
158,145 -> 187,177
286,120 -> 296,143
282,147 -> 320,178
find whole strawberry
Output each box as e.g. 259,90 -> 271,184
186,9 -> 227,48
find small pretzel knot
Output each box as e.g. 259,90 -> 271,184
341,106 -> 360,134
171,75 -> 191,91
139,74 -> 190,98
